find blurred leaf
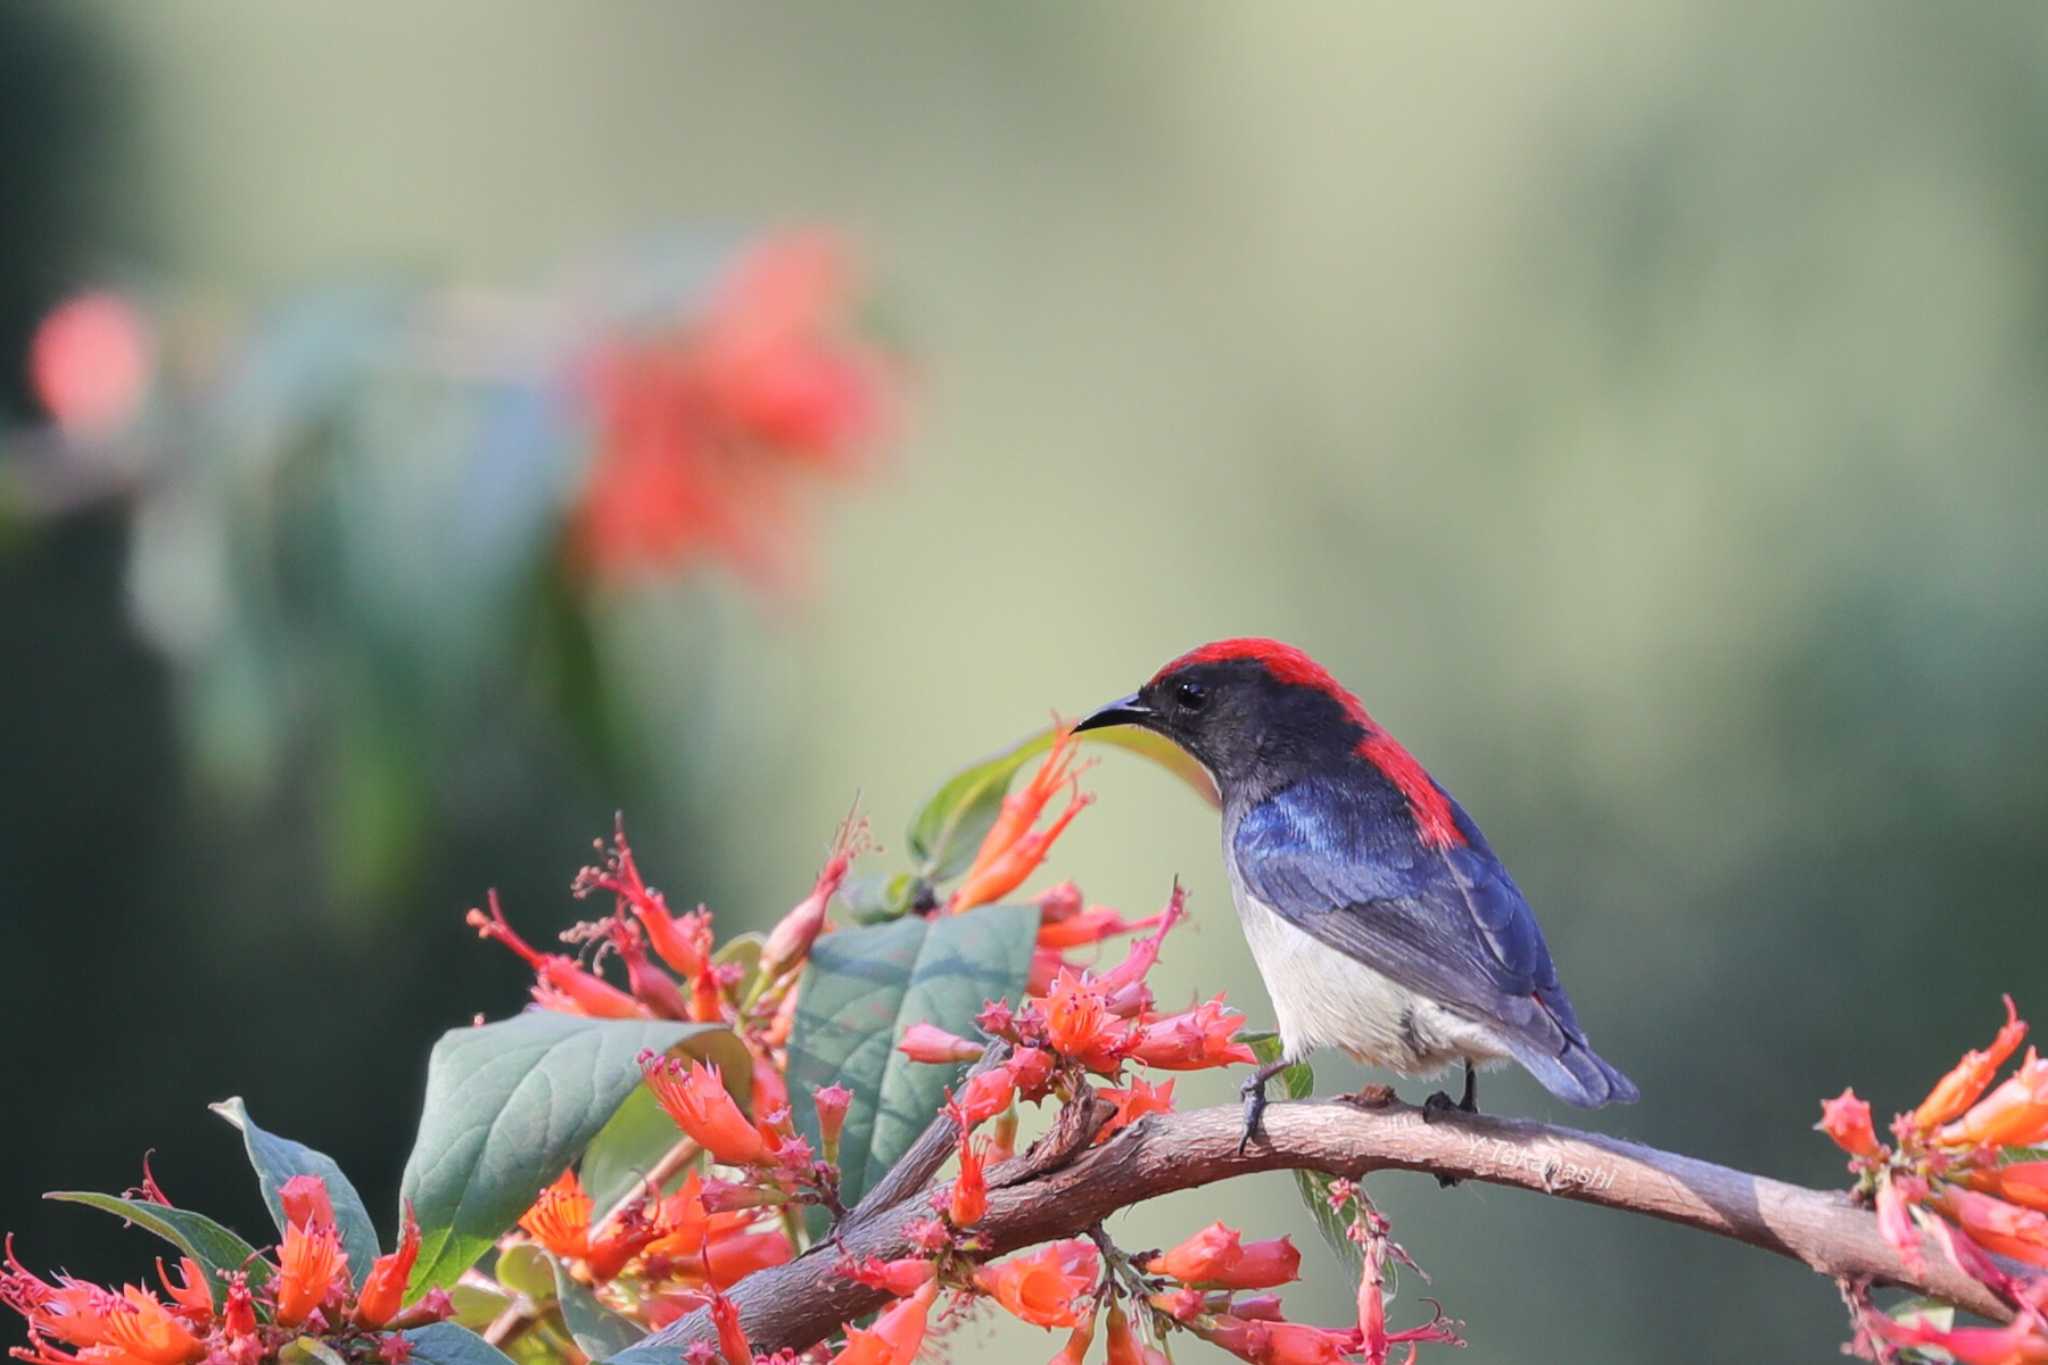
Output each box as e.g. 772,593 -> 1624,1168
549,1256 -> 646,1358
210,1096 -> 382,1288
398,1013 -> 746,1295
447,1280 -> 512,1332
577,1085 -> 685,1216
280,1338 -> 348,1365
403,1323 -> 520,1365
47,1192 -> 271,1305
491,1244 -> 556,1302
908,724 -> 1219,884
1243,1034 -> 1358,1273
839,871 -> 917,923
712,932 -> 764,1005
785,904 -> 1040,1209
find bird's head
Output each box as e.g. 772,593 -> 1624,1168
1074,638 -> 1380,800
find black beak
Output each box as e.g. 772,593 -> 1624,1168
1072,692 -> 1156,734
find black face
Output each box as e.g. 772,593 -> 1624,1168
1073,658 -> 1361,798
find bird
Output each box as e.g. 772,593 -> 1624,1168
1072,637 -> 1637,1150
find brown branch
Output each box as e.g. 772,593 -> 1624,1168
638,1097 -> 2014,1358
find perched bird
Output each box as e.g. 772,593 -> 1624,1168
1074,638 -> 1636,1148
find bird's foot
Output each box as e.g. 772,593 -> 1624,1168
1339,1083 -> 1399,1110
1421,1089 -> 1460,1123
1238,1073 -> 1269,1155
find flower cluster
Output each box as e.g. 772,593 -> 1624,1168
4,1172 -> 439,1365
569,230 -> 899,592
1817,995 -> 2048,1359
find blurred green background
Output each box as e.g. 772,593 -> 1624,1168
6,3 -> 2047,1361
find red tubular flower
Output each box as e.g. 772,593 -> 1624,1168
952,729 -> 1094,913
949,1135 -> 989,1228
837,1256 -> 936,1297
1007,1046 -> 1056,1100
973,1240 -> 1098,1329
1040,972 -> 1133,1075
1815,1088 -> 1883,1159
989,1109 -> 1020,1164
1938,1188 -> 2048,1269
1877,1174 -> 1928,1275
468,892 -> 650,1019
1095,1077 -> 1176,1144
703,1230 -> 794,1288
949,1067 -> 1018,1131
153,1259 -> 210,1322
1038,882 -> 1084,924
898,1023 -> 985,1065
642,1054 -> 774,1167
519,1169 -> 596,1261
710,1291 -> 752,1365
1094,884 -> 1189,999
278,1175 -> 336,1232
1969,1161 -> 2048,1212
814,1084 -> 853,1164
98,1291 -> 206,1365
1129,996 -> 1257,1071
1037,906 -> 1166,951
760,816 -> 865,986
1146,1224 -> 1298,1290
1146,1223 -> 1241,1283
354,1203 -> 422,1329
1194,1315 -> 1358,1365
1915,995 -> 2028,1132
1941,1049 -> 2048,1150
1105,1300 -> 1157,1365
868,1276 -> 937,1363
273,1218 -> 347,1328
1047,1308 -> 1097,1365
610,921 -> 693,1020
1867,1311 -> 2048,1365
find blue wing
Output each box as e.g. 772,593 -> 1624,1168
1233,775 -> 1637,1106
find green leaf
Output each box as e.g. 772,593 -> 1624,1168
907,724 -> 1219,884
402,1323 -> 521,1365
279,1337 -> 348,1365
549,1256 -> 646,1359
446,1280 -> 512,1332
1241,1036 -> 1358,1273
398,1013 -> 747,1295
713,933 -> 765,1004
490,1244 -> 556,1302
786,904 -> 1041,1209
905,733 -> 1044,881
210,1097 -> 383,1289
47,1193 -> 271,1305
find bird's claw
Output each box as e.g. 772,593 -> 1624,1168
1421,1090 -> 1459,1123
1238,1073 -> 1268,1154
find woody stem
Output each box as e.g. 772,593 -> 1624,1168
637,1097 -> 2022,1358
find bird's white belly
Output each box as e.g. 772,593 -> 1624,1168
1229,880 -> 1512,1078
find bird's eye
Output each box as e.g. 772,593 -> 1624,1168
1173,679 -> 1208,712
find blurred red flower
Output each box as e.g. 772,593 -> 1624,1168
569,230 -> 897,592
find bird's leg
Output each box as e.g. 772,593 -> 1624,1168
1422,1060 -> 1479,1123
1238,1058 -> 1292,1154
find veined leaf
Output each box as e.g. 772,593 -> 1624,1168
398,1013 -> 746,1295
402,1323 -> 520,1365
785,904 -> 1040,1209
211,1097 -> 382,1289
47,1193 -> 270,1306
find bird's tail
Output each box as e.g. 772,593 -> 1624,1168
1507,1032 -> 1639,1108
